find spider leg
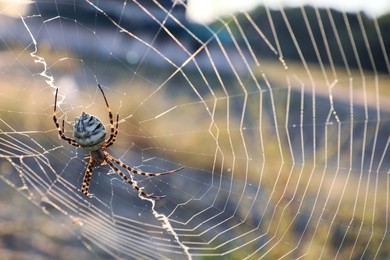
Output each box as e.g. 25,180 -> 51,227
106,158 -> 164,199
97,84 -> 119,149
81,158 -> 95,198
104,113 -> 119,149
61,119 -> 81,147
53,88 -> 80,147
106,154 -> 185,176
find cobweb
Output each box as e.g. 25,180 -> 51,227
0,0 -> 389,259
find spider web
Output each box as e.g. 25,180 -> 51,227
0,0 -> 389,259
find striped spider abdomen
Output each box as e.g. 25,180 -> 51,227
73,112 -> 106,152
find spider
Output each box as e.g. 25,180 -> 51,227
53,84 -> 184,199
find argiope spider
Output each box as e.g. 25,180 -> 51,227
53,84 -> 184,199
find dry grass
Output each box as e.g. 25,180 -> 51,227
0,48 -> 389,258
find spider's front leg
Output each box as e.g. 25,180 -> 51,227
106,159 -> 164,199
81,158 -> 96,198
106,154 -> 184,176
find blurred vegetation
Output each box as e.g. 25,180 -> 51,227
0,183 -> 91,259
228,6 -> 390,73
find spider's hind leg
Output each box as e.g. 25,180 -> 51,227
53,88 -> 81,148
97,84 -> 119,149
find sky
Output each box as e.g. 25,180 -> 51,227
186,0 -> 390,23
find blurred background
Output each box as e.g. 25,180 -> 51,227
0,0 -> 389,259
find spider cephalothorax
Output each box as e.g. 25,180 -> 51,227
53,84 -> 184,198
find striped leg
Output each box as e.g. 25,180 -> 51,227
97,84 -> 119,149
81,159 -> 95,198
106,159 -> 164,199
104,114 -> 119,149
53,88 -> 80,147
106,154 -> 185,176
